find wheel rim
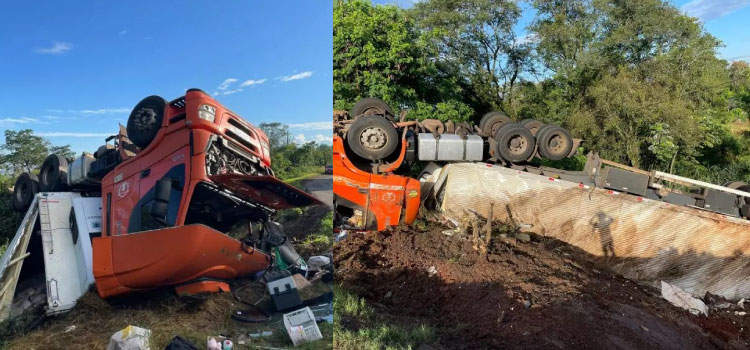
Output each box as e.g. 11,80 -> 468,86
548,134 -> 568,154
360,126 -> 388,151
362,107 -> 383,116
507,135 -> 528,155
134,107 -> 157,130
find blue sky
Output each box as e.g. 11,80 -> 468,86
0,1 -> 333,154
377,0 -> 750,62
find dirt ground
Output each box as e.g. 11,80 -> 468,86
335,220 -> 750,350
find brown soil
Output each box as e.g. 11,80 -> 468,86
334,222 -> 750,350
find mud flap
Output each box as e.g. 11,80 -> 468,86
210,174 -> 322,209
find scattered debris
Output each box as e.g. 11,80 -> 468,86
249,331 -> 274,338
64,325 -> 77,333
267,272 -> 303,311
516,233 -> 531,243
737,311 -> 748,316
291,274 -> 312,290
283,306 -> 323,346
310,302 -> 334,324
335,231 -> 348,242
427,266 -> 438,277
661,281 -> 708,316
164,336 -> 197,350
106,325 -> 151,350
307,255 -> 331,271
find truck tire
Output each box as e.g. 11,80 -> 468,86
537,125 -> 573,161
39,154 -> 69,192
12,173 -> 39,211
127,95 -> 166,148
724,181 -> 750,205
480,111 -> 511,136
520,119 -> 545,136
350,98 -> 394,118
346,115 -> 399,161
495,123 -> 536,163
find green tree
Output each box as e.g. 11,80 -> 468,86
334,0 -> 473,121
259,122 -> 291,149
0,129 -> 50,174
0,129 -> 76,176
414,0 -> 533,117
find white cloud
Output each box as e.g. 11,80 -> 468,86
293,133 -> 333,145
240,78 -> 267,87
681,0 -> 750,22
218,78 -> 238,90
72,108 -> 130,115
0,117 -> 40,126
223,88 -> 243,95
36,41 -> 73,55
287,121 -> 331,130
212,92 -> 220,96
280,71 -> 313,82
515,33 -> 538,46
36,132 -> 111,137
119,30 -> 127,35
313,134 -> 333,144
45,109 -> 65,114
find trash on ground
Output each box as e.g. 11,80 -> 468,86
283,306 -> 323,346
106,325 -> 151,350
335,231 -> 348,242
267,272 -> 303,311
427,266 -> 438,277
64,325 -> 77,333
249,331 -> 274,338
291,274 -> 311,290
309,302 -> 333,324
307,256 -> 331,271
661,281 -> 708,316
164,335 -> 197,350
207,336 -> 232,350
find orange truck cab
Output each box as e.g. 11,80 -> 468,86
85,89 -> 318,298
333,135 -> 419,231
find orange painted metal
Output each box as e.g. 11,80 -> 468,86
174,281 -> 231,297
94,89 -> 279,298
93,224 -> 270,298
333,136 -> 419,231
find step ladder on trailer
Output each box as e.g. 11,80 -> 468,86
0,193 -> 101,322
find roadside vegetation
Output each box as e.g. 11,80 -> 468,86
333,285 -> 435,350
334,0 -> 750,184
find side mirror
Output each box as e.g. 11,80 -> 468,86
149,179 -> 172,225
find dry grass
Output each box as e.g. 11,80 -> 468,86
4,279 -> 332,350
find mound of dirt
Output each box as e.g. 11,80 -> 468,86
335,222 -> 750,349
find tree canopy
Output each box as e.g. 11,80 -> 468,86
334,0 -> 750,183
0,129 -> 75,175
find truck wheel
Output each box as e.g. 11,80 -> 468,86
350,98 -> 394,118
346,115 -> 399,161
480,111 -> 511,136
537,125 -> 573,161
127,95 -> 166,148
520,119 -> 545,136
724,181 -> 750,205
39,154 -> 69,192
12,173 -> 39,211
495,123 -> 536,163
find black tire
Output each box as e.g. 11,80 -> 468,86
495,123 -> 536,163
127,95 -> 166,148
480,111 -> 511,135
520,119 -> 545,136
537,125 -> 573,161
39,154 -> 69,192
346,115 -> 399,160
350,98 -> 394,118
12,173 -> 39,212
724,181 -> 750,205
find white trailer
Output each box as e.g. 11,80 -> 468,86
0,192 -> 100,321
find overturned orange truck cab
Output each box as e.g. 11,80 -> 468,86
333,135 -> 419,231
92,89 -> 319,298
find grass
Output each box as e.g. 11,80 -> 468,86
333,285 -> 435,350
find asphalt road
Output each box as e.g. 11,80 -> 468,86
300,175 -> 332,208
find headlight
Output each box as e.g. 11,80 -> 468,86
198,104 -> 216,122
